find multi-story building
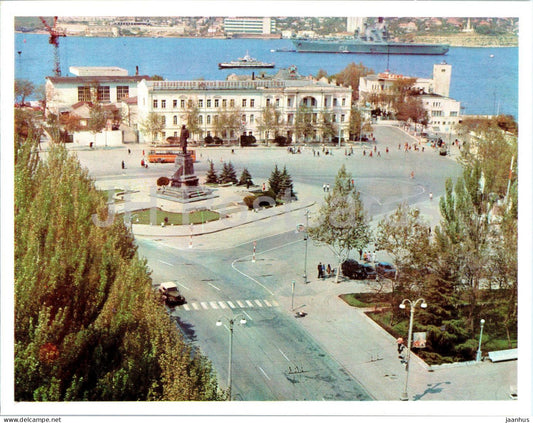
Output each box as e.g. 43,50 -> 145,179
358,62 -> 460,132
45,66 -> 150,117
223,17 -> 275,35
136,67 -> 352,143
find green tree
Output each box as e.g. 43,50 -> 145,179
308,165 -> 372,282
349,107 -> 362,140
256,104 -> 284,144
267,164 -> 283,197
219,162 -> 238,184
237,168 -> 253,187
278,166 -> 295,201
88,102 -> 108,144
319,111 -> 337,142
293,104 -> 314,142
205,160 -> 219,184
185,102 -> 202,140
139,112 -> 165,143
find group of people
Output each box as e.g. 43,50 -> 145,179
317,262 -> 335,279
121,149 -> 149,170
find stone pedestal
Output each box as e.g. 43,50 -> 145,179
171,153 -> 199,187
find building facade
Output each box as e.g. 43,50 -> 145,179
136,69 -> 352,144
223,17 -> 275,35
358,62 -> 460,132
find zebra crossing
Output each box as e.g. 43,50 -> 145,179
175,298 -> 280,312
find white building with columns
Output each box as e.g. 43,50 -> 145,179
136,67 -> 352,143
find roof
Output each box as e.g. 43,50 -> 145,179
46,75 -> 152,84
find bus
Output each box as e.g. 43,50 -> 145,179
147,146 -> 196,163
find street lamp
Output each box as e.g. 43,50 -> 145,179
291,280 -> 296,311
399,297 -> 427,401
476,318 -> 486,362
303,209 -> 310,283
216,314 -> 247,401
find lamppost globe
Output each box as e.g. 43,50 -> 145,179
399,302 -> 406,310
239,318 -> 247,325
480,319 -> 485,325
421,302 -> 428,309
216,320 -> 223,327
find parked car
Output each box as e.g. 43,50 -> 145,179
376,262 -> 397,279
342,259 -> 377,280
341,259 -> 366,280
158,281 -> 185,306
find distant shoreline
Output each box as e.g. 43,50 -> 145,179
15,31 -> 518,48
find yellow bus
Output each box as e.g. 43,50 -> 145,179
147,146 -> 196,163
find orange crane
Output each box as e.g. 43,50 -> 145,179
40,16 -> 66,76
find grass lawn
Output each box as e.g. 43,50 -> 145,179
122,208 -> 220,225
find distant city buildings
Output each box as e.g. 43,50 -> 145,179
223,17 -> 275,35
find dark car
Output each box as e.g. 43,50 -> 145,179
361,263 -> 377,279
376,262 -> 397,279
341,259 -> 367,280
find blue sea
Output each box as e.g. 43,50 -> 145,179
15,33 -> 518,118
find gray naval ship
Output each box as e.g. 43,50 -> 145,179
292,18 -> 449,55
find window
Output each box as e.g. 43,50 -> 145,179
222,99 -> 227,107
180,99 -> 185,108
97,86 -> 110,101
276,98 -> 280,107
324,98 -> 328,107
77,86 -> 91,102
174,131 -> 178,137
450,111 -> 458,117
215,99 -> 219,107
116,86 -> 129,100
250,99 -> 255,107
242,99 -> 247,107
266,98 -> 271,106
199,99 -> 204,108
332,115 -> 337,122
161,99 -> 166,109
242,114 -> 246,123
173,99 -> 178,108
250,114 -> 254,123
287,98 -> 291,107
207,99 -> 212,108
341,114 -> 345,122
214,115 -> 219,124
153,99 -> 158,108
173,115 -> 178,125
161,116 -> 166,125
207,115 -> 211,124
162,131 -> 166,139
188,99 -> 193,108
287,114 -> 294,124
199,115 -> 203,124
333,98 -> 338,107
342,98 -> 346,106
230,99 -> 235,107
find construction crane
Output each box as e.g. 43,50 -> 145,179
40,16 -> 66,76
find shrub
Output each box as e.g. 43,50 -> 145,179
204,135 -> 214,144
157,176 -> 170,186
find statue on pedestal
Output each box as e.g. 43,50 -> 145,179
180,125 -> 190,154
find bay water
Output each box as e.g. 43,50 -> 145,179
15,33 -> 518,118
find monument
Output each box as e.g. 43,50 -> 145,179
155,125 -> 216,203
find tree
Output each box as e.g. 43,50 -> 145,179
308,165 -> 372,282
316,69 -> 328,80
256,104 -> 284,144
319,111 -> 337,142
218,162 -> 238,184
139,112 -> 165,143
278,166 -> 295,201
88,102 -> 107,144
267,164 -> 283,197
375,203 -> 433,321
213,106 -> 242,142
14,133 -> 224,401
185,102 -> 202,140
205,160 -> 219,184
15,79 -> 35,105
237,168 -> 253,187
333,62 -> 374,101
292,104 -> 314,142
395,96 -> 428,126
349,107 -> 362,140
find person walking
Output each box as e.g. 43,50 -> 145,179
327,264 -> 332,277
317,262 -> 323,279
121,160 -> 125,169
429,191 -> 433,201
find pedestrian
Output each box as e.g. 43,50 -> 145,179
142,149 -> 145,156
398,143 -> 401,150
359,249 -> 363,260
374,145 -> 377,152
386,147 -> 389,153
323,183 -> 326,192
327,264 -> 332,277
369,151 -> 373,157
363,149 -> 366,156
410,171 -> 415,179
317,262 -> 323,278
128,148 -> 131,155
121,160 -> 125,169
326,184 -> 330,192
429,192 -> 433,201
141,158 -> 145,167
377,151 -> 381,157
422,146 -> 425,152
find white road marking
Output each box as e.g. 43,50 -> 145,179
227,301 -> 236,309
258,366 -> 271,380
272,300 -> 279,307
218,301 -> 227,309
192,303 -> 200,310
182,304 -> 190,311
246,300 -> 254,307
243,310 -> 253,321
264,300 -> 272,307
158,260 -> 174,267
200,302 -> 209,310
254,300 -> 263,307
175,281 -> 190,291
237,300 -> 245,308
278,348 -> 290,362
208,282 -> 220,291
209,301 -> 219,309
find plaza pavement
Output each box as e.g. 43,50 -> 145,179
63,125 -> 518,403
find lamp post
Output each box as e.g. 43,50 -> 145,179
216,314 -> 247,401
303,209 -> 310,283
399,297 -> 427,401
291,280 -> 296,311
476,318 -> 485,362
